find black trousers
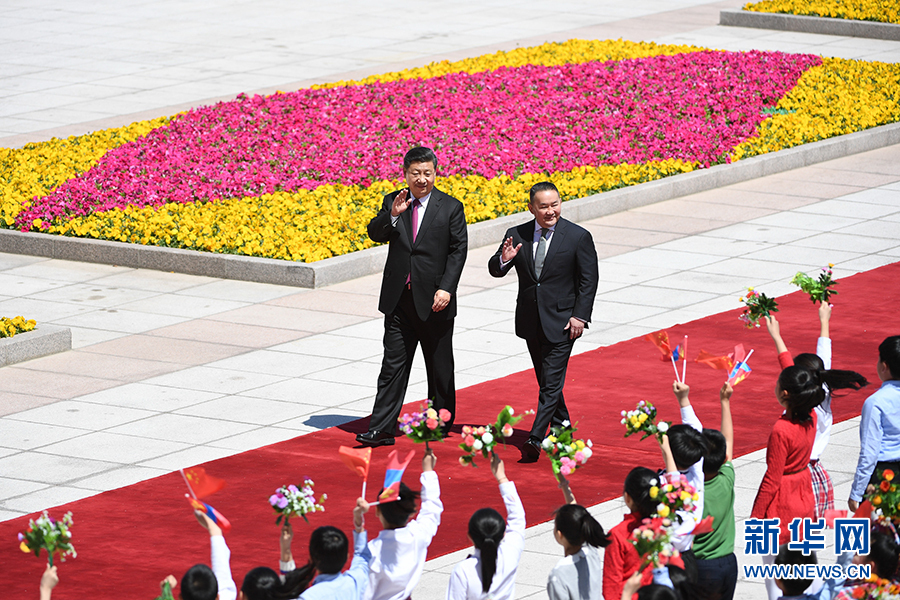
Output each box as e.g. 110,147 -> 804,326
525,325 -> 575,440
369,286 -> 456,434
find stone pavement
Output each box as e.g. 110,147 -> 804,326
2,1 -> 900,598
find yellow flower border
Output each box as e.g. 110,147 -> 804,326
744,0 -> 900,24
0,316 -> 37,339
2,40 -> 900,264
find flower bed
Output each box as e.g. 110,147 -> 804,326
743,0 -> 900,24
2,39 -> 899,263
0,316 -> 36,339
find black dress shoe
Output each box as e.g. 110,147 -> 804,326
356,430 -> 395,447
520,438 -> 541,463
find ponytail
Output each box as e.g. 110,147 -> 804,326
624,466 -> 658,518
468,508 -> 506,593
241,565 -> 314,600
793,353 -> 869,395
554,504 -> 610,548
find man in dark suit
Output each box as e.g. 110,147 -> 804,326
356,147 -> 468,447
488,181 -> 599,461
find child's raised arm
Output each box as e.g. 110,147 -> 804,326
40,565 -> 58,600
672,381 -> 691,409
423,446 -> 436,472
490,452 -> 509,485
556,472 -> 576,505
279,521 -> 295,572
720,382 -> 734,463
819,302 -> 831,340
658,433 -> 678,475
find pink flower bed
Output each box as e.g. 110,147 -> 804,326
20,50 -> 820,229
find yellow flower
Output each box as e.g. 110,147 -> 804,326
650,486 -> 659,499
657,505 -> 670,518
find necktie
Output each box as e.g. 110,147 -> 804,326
534,227 -> 549,278
412,198 -> 421,242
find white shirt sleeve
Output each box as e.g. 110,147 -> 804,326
210,535 -> 237,600
416,471 -> 443,541
816,336 -> 832,370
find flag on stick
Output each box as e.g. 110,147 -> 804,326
727,349 -> 754,386
339,445 -> 373,500
646,331 -> 673,360
379,449 -> 415,502
187,496 -> 232,533
181,467 -> 226,499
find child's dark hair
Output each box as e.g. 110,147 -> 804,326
775,546 -> 816,596
868,529 -> 900,579
667,425 -> 707,471
309,526 -> 349,575
880,336 -> 900,380
701,428 -> 727,476
554,504 -> 610,548
636,584 -> 681,600
667,564 -> 708,600
377,482 -> 421,528
468,507 -> 507,593
241,566 -> 310,600
181,564 -> 217,600
624,467 -> 658,518
778,366 -> 824,421
794,352 -> 869,396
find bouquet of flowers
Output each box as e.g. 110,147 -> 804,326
458,406 -> 530,467
837,577 -> 900,599
269,479 -> 327,525
651,473 -> 699,522
791,264 -> 838,304
18,511 -> 75,566
629,516 -> 679,568
865,469 -> 900,521
398,400 -> 452,446
622,400 -> 670,442
541,421 -> 593,476
739,287 -> 779,328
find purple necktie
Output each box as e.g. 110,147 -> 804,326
412,198 -> 421,242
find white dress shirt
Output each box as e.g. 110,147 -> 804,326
446,481 -> 526,600
364,470 -> 442,600
666,405 -> 705,553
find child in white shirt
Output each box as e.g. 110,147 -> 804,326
447,453 -> 525,600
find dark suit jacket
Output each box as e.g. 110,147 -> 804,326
488,217 -> 599,344
368,187 -> 468,322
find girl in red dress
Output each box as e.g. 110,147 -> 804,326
751,365 -> 824,600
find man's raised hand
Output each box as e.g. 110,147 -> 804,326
391,189 -> 412,217
500,236 -> 522,263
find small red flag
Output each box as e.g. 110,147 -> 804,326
694,350 -> 733,371
645,331 -> 673,361
853,500 -> 873,519
183,467 -> 226,499
824,509 -> 849,528
692,515 -> 715,535
339,446 -> 372,480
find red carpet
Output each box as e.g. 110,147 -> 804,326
4,261 -> 899,598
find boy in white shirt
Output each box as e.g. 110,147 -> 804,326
359,448 -> 443,600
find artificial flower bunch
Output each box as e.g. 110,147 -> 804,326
458,405 -> 530,467
541,421 -> 593,476
629,516 -> 680,568
398,400 -> 452,445
18,511 -> 75,566
622,400 -> 671,442
865,469 -> 900,521
0,315 -> 36,338
269,479 -> 327,525
738,287 -> 779,328
791,263 -> 838,304
651,473 -> 700,522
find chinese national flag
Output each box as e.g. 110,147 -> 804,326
339,446 -> 372,480
645,331 -> 673,361
183,467 -> 226,499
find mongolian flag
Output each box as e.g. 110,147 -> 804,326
727,359 -> 752,386
187,496 -> 232,533
379,449 -> 415,502
182,467 -> 226,499
339,446 -> 372,480
645,331 -> 673,361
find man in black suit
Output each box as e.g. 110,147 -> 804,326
488,181 -> 599,461
356,147 -> 468,447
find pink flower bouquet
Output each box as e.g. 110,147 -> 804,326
459,405 -> 529,467
269,479 -> 326,525
398,400 -> 452,445
630,516 -> 679,569
542,421 -> 593,476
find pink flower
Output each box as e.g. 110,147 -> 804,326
560,465 -> 572,476
462,425 -> 472,435
438,409 -> 451,422
426,418 -> 439,430
501,424 -> 513,437
574,451 -> 585,463
465,435 -> 475,447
